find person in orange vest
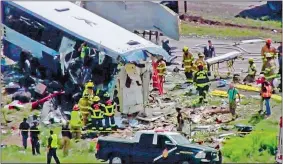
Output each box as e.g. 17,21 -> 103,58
156,57 -> 167,95
152,57 -> 159,90
260,80 -> 273,119
261,38 -> 277,72
182,46 -> 195,84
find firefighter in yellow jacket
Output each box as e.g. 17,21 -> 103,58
263,53 -> 277,86
195,53 -> 208,72
102,92 -> 117,131
90,96 -> 104,131
157,57 -> 166,95
182,46 -> 195,84
243,58 -> 257,84
70,104 -> 82,142
83,81 -> 94,100
78,92 -> 92,127
194,64 -> 210,104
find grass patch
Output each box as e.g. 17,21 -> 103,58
222,119 -> 278,163
180,22 -> 281,40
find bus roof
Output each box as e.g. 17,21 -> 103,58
9,1 -> 170,60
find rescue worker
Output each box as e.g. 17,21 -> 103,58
152,57 -> 159,90
263,53 -> 277,87
78,92 -> 92,127
70,104 -> 82,142
47,130 -> 60,164
102,92 -> 116,131
260,80 -> 272,118
261,39 -> 277,72
79,42 -> 90,60
182,46 -> 195,84
176,107 -> 184,131
194,64 -> 210,104
195,53 -> 208,72
90,96 -> 104,131
156,57 -> 166,95
83,81 -> 94,100
243,58 -> 257,84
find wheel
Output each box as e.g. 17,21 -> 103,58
179,161 -> 190,164
109,155 -> 124,164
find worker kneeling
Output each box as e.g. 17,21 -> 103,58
102,93 -> 116,131
243,58 -> 257,84
90,96 -> 104,131
78,93 -> 92,127
194,64 -> 210,104
70,104 -> 82,143
182,46 -> 195,84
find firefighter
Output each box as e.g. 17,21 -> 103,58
243,58 -> 257,84
70,104 -> 82,142
90,96 -> 104,131
195,53 -> 208,72
261,39 -> 277,72
83,80 -> 94,100
182,46 -> 195,84
152,57 -> 159,90
194,64 -> 210,104
102,92 -> 116,131
78,92 -> 92,127
156,57 -> 166,95
263,53 -> 277,87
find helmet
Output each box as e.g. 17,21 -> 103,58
266,38 -> 272,44
197,63 -> 204,69
85,81 -> 94,88
92,96 -> 100,102
83,93 -> 89,98
73,104 -> 79,111
248,58 -> 254,62
183,46 -> 189,52
198,53 -> 205,57
103,92 -> 110,98
265,53 -> 272,58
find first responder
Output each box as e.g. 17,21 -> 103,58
195,53 -> 208,72
261,39 -> 277,72
156,57 -> 166,95
243,58 -> 257,84
70,104 -> 82,142
260,80 -> 272,118
79,42 -> 91,60
78,92 -> 92,127
90,96 -> 104,131
263,53 -> 277,86
47,130 -> 60,164
83,80 -> 94,100
102,92 -> 116,131
194,64 -> 210,104
182,46 -> 195,84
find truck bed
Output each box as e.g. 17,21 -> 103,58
98,136 -> 135,144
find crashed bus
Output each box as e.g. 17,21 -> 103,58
1,1 -> 171,114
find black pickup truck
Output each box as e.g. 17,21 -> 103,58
95,130 -> 221,164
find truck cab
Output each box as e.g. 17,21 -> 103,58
96,130 -> 221,164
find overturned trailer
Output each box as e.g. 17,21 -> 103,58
1,1 -> 171,114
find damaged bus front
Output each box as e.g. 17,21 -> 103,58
1,1 -> 170,114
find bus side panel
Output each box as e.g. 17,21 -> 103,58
3,39 -> 22,61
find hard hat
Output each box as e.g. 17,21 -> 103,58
197,63 -> 204,69
85,81 -> 94,88
83,93 -> 89,98
266,38 -> 272,44
265,53 -> 272,58
103,92 -> 110,98
183,46 -> 189,52
198,53 -> 205,57
92,96 -> 100,102
73,104 -> 79,111
248,58 -> 254,62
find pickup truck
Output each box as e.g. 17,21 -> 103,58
95,130 -> 221,164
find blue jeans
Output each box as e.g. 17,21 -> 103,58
263,98 -> 271,116
22,135 -> 28,149
278,55 -> 282,68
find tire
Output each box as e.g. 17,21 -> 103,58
179,161 -> 190,164
109,155 -> 124,164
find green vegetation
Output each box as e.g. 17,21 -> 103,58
222,117 -> 278,163
180,22 -> 281,40
207,16 -> 282,30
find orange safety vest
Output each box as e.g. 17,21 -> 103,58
262,85 -> 272,98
